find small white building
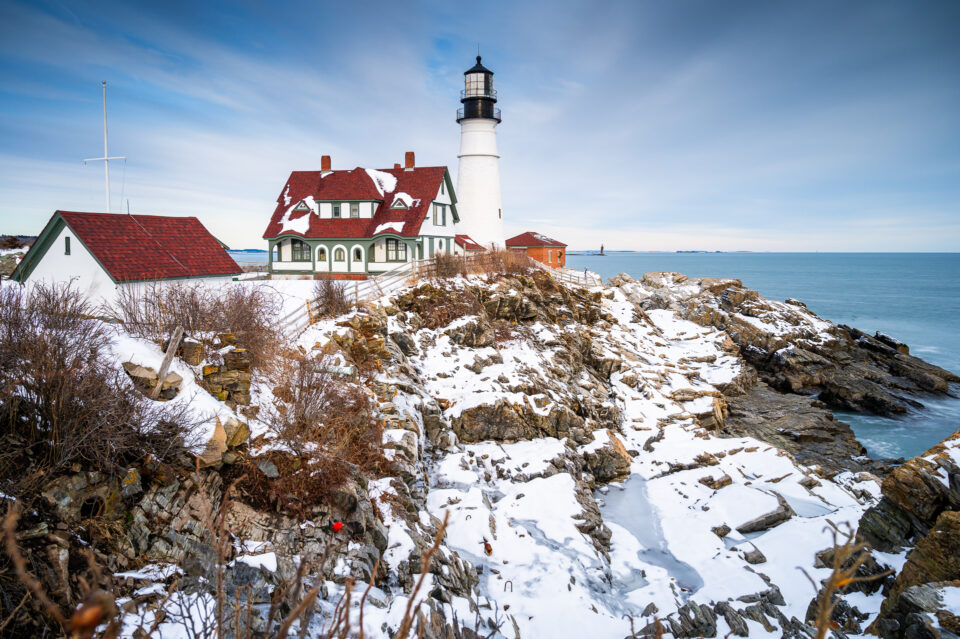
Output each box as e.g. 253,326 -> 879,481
11,211 -> 242,305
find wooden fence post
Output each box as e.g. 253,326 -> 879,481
151,325 -> 184,400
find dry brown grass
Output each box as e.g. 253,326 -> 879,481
111,281 -> 282,371
0,283 -> 197,498
231,355 -> 386,517
430,252 -> 468,279
425,249 -> 536,281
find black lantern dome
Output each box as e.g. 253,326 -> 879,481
457,56 -> 501,123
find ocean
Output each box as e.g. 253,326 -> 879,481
567,252 -> 960,460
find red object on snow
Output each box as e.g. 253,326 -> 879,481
332,521 -> 344,532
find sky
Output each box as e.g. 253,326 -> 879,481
0,0 -> 958,251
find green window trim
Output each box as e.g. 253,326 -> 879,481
385,238 -> 407,262
350,203 -> 360,218
64,236 -> 71,255
290,238 -> 311,262
332,204 -> 341,218
334,247 -> 346,261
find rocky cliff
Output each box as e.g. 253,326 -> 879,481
5,269 -> 958,638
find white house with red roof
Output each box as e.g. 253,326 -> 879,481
263,152 -> 483,279
12,211 -> 242,304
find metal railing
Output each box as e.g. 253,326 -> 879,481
460,89 -> 497,100
456,106 -> 502,121
279,254 -> 604,339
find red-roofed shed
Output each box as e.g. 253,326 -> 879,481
506,231 -> 567,268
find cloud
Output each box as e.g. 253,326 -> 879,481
0,0 -> 958,250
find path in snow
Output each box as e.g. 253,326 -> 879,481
598,477 -> 704,596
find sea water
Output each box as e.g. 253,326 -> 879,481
567,252 -> 960,460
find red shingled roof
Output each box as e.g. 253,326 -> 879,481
57,211 -> 242,282
454,234 -> 484,251
506,232 -> 567,248
262,166 -> 450,239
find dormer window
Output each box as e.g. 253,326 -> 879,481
333,204 -> 341,218
294,201 -> 309,211
433,204 -> 446,226
350,203 -> 359,218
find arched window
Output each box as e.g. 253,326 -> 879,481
334,248 -> 346,262
291,239 -> 310,262
317,247 -> 327,261
353,247 -> 362,262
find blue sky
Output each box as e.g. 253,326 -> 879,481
1,0 -> 958,250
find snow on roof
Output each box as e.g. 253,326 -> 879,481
506,231 -> 567,247
278,196 -> 320,235
374,222 -> 405,235
392,192 -> 414,208
262,166 -> 450,240
364,168 -> 398,196
455,234 -> 484,251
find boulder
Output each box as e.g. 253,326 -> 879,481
859,430 -> 960,552
870,511 -> 960,636
735,492 -> 795,534
223,418 -> 251,448
197,419 -> 228,467
583,431 -> 633,483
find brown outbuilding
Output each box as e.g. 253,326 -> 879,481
505,231 -> 567,268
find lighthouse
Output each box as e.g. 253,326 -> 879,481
456,56 -> 505,248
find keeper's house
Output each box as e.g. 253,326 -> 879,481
264,153 -> 481,280
11,211 -> 242,304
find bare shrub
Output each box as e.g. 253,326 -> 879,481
430,252 -> 467,279
111,281 -> 281,370
478,248 -> 536,277
0,236 -> 24,250
0,283 -> 197,497
312,276 -> 353,319
232,354 -> 385,517
394,283 -> 483,331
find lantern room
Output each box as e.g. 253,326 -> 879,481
458,56 -> 501,122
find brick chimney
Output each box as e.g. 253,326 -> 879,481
394,163 -> 401,170
404,151 -> 415,171
321,155 -> 332,172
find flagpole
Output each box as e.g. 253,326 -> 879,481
83,81 -> 125,212
102,81 -> 110,213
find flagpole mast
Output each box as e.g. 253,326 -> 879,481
102,81 -> 110,213
83,81 -> 125,213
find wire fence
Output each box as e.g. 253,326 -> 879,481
279,253 -> 603,339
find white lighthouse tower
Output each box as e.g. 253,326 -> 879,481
456,56 -> 505,248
